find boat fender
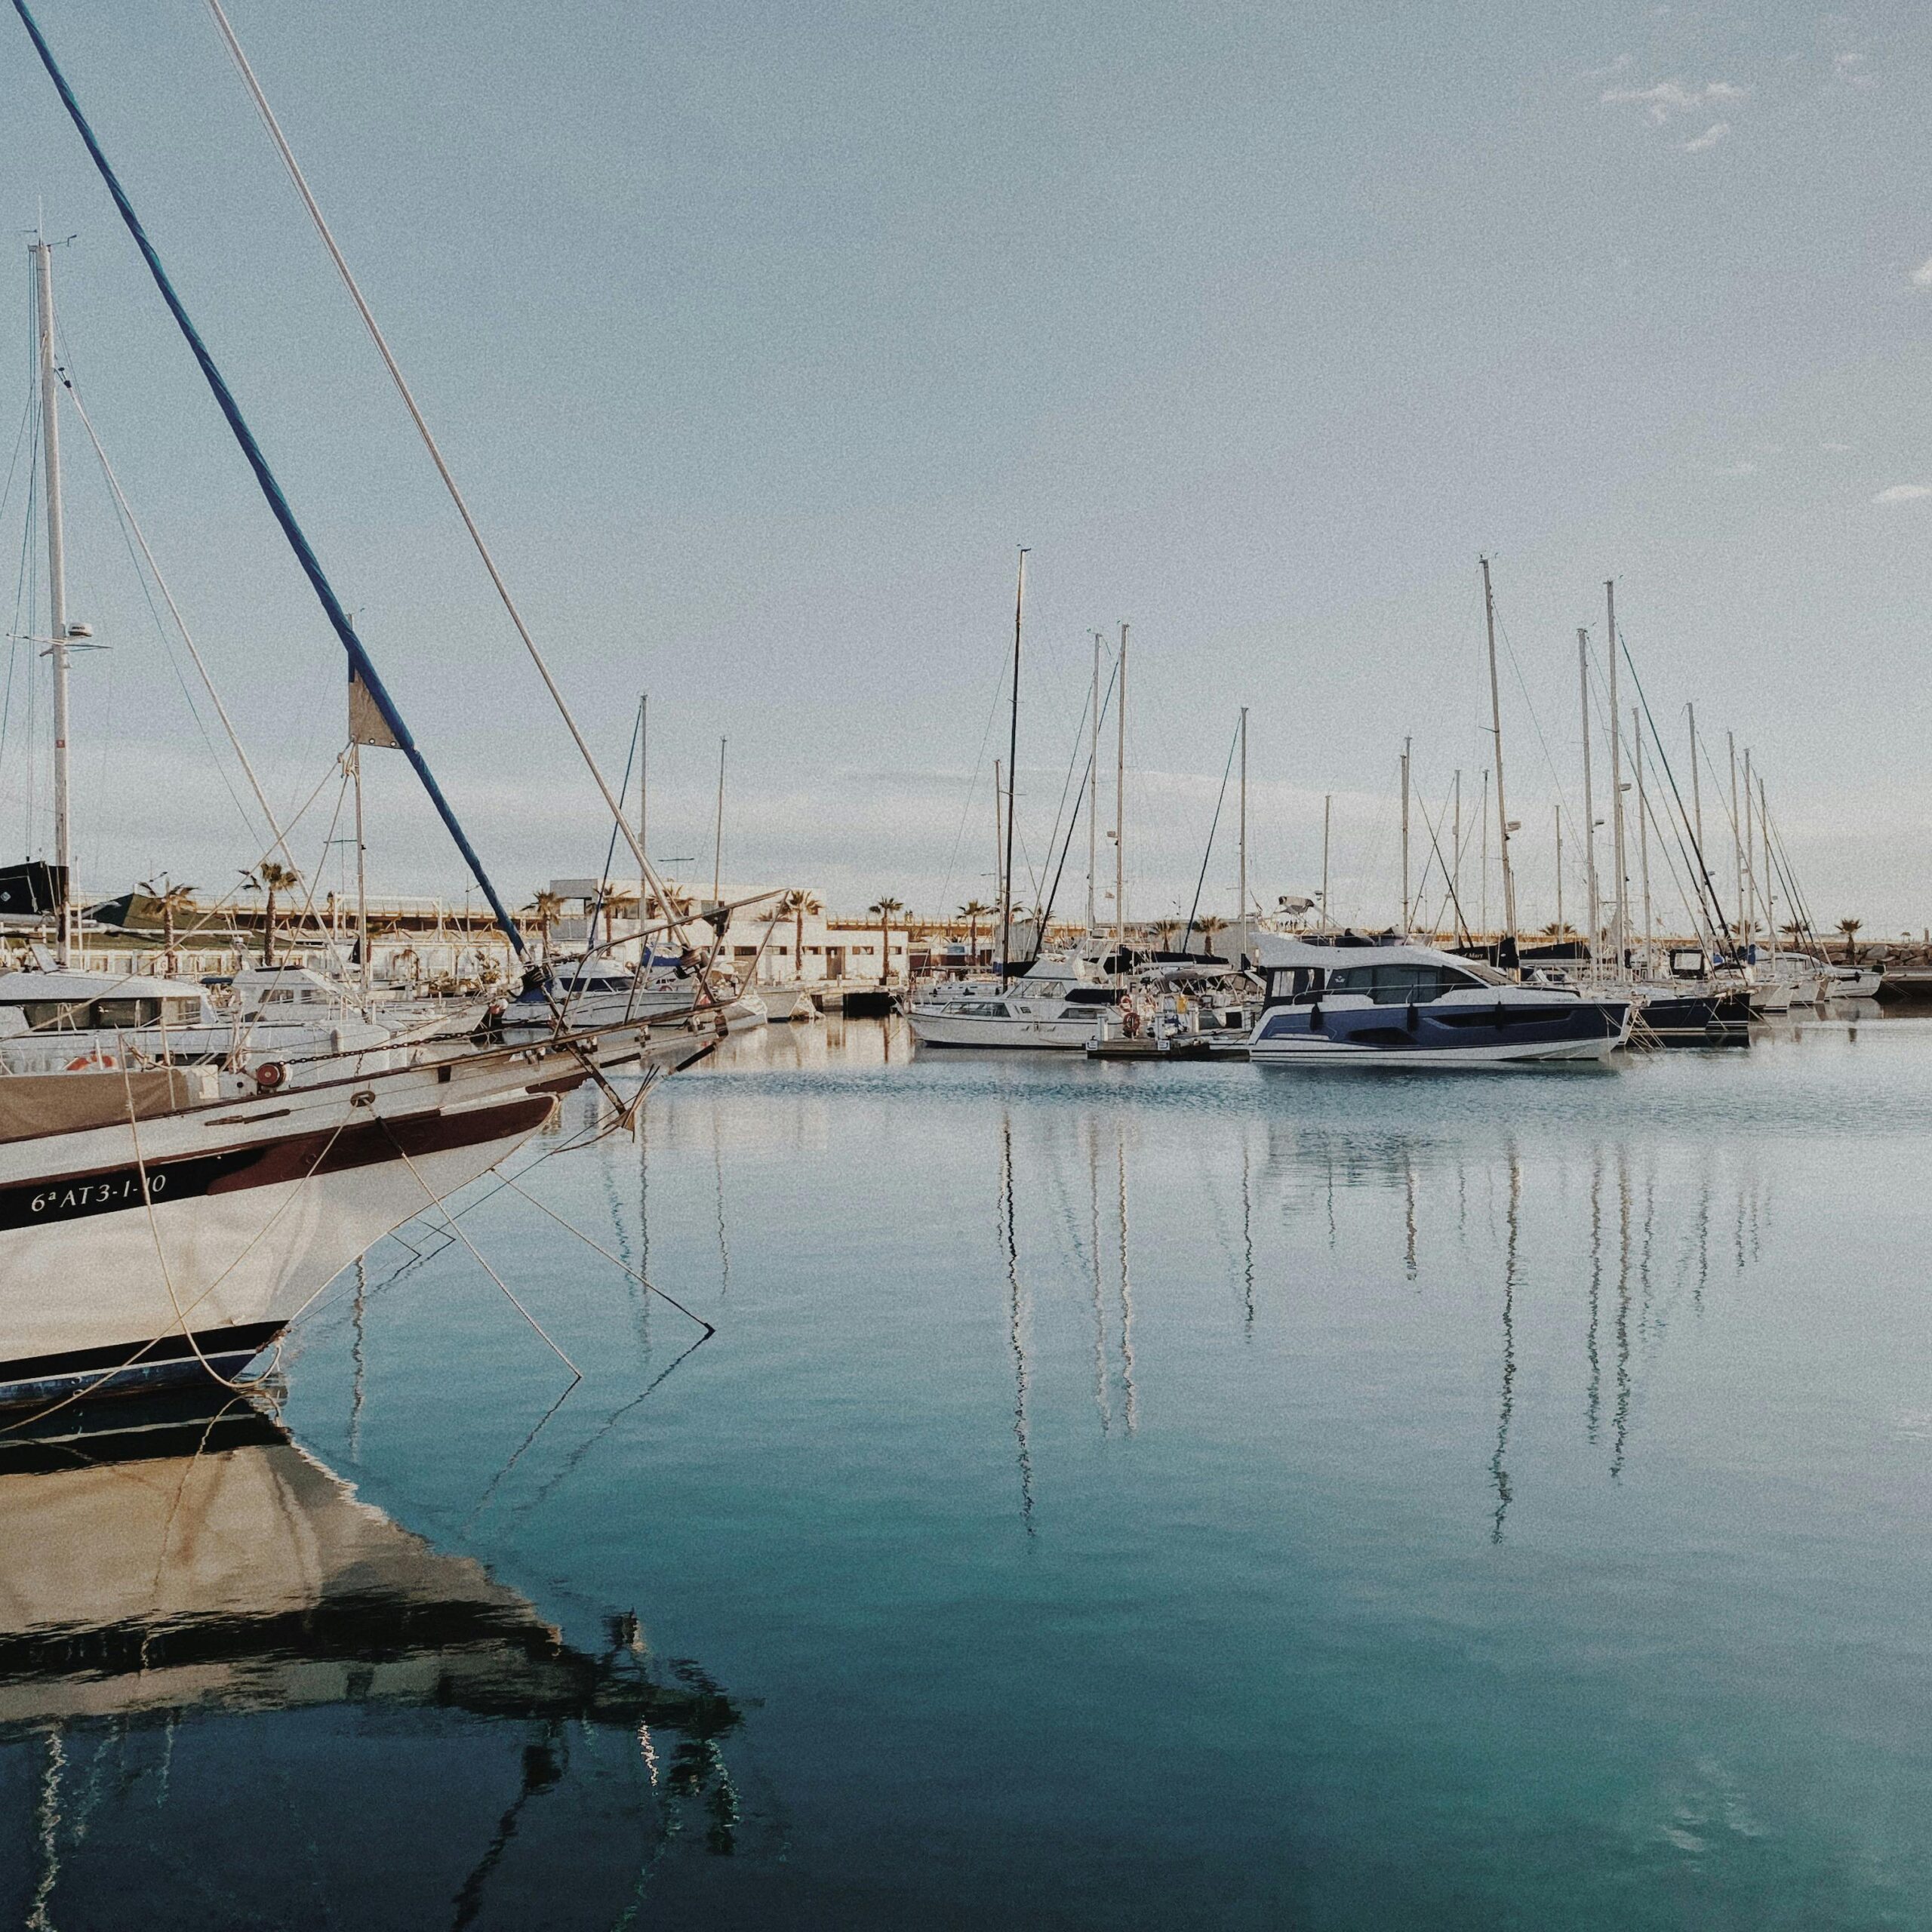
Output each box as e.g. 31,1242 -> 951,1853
1308,1002 -> 1322,1030
255,1060 -> 288,1091
1404,1002 -> 1417,1032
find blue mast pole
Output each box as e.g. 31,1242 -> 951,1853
12,0 -> 528,959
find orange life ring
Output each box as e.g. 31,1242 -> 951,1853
254,1061 -> 288,1091
66,1052 -> 113,1072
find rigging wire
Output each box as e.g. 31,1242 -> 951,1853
202,0 -> 706,964
60,374 -> 297,867
1180,717 -> 1241,950
1617,638 -> 1736,951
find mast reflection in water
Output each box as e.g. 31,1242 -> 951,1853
0,1395 -> 743,1929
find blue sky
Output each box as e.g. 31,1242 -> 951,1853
3,0 -> 1929,933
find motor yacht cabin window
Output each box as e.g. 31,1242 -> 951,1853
17,999 -> 94,1032
91,997 -> 165,1028
1325,963 -> 1489,1005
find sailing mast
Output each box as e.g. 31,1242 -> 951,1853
649,695 -> 657,943
352,745 -> 369,997
1399,736 -> 1411,931
992,757 -> 1002,966
1687,701 -> 1704,871
1633,709 -> 1652,971
32,238 -> 76,968
1088,631 -> 1101,934
1114,621 -> 1128,971
1001,550 -> 1027,981
711,737 -> 726,908
1605,580 -> 1627,974
1321,793 -> 1332,931
637,693 -> 648,941
1739,726 -> 1754,946
1480,557 -> 1517,954
1743,745 -> 1756,948
1554,804 -> 1564,940
1238,706 -> 1249,965
1577,630 -> 1598,970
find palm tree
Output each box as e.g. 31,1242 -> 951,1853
1540,920 -> 1578,940
141,877 -> 198,977
1838,916 -> 1863,962
958,899 -> 993,965
531,891 -> 566,961
1196,914 -> 1229,958
868,897 -> 905,984
1153,918 -> 1180,950
779,889 -> 823,978
248,862 -> 301,965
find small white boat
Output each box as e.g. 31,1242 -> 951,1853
907,953 -> 1119,1050
757,983 -> 820,1023
1752,952 -> 1829,1008
0,967 -> 389,1075
502,957 -> 765,1035
1822,964 -> 1883,1001
1246,937 -> 1632,1069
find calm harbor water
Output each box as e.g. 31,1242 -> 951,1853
5,1009 -> 1932,1929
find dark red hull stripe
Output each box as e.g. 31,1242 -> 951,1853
0,1094 -> 555,1235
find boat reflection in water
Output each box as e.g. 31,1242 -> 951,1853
0,1394 -> 742,1927
986,1090 -> 1771,1541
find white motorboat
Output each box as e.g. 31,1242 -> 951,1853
503,957 -> 766,1037
1744,954 -> 1826,1011
758,982 -> 819,1022
0,967 -> 389,1075
1822,964 -> 1883,1001
907,953 -> 1121,1050
1246,936 -> 1632,1069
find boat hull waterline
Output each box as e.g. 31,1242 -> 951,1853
0,1027 -> 683,1408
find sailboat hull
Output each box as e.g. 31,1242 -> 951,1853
0,1091 -> 553,1407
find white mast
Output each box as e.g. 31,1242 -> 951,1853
649,695 -> 657,943
1237,706 -> 1249,965
1555,804 -> 1564,940
32,239 -> 75,968
1115,622 -> 1128,967
1001,550 -> 1027,978
1760,774 -> 1775,958
1739,730 -> 1754,943
1687,700 -> 1704,873
1087,631 -> 1101,934
1605,580 -> 1626,975
352,745 -> 370,998
1321,793 -> 1332,931
1633,708 -> 1652,972
1743,744 -> 1756,946
1452,769 -> 1462,930
1399,737 -> 1411,931
1577,629 -> 1598,968
1478,771 -> 1488,933
1480,557 -> 1517,949
637,693 -> 648,943
992,757 -> 1003,959
712,736 -> 726,908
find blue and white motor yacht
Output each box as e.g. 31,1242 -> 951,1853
1246,935 -> 1633,1069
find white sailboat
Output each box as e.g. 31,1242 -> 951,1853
908,582 -> 1127,1051
0,14 -> 711,1407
